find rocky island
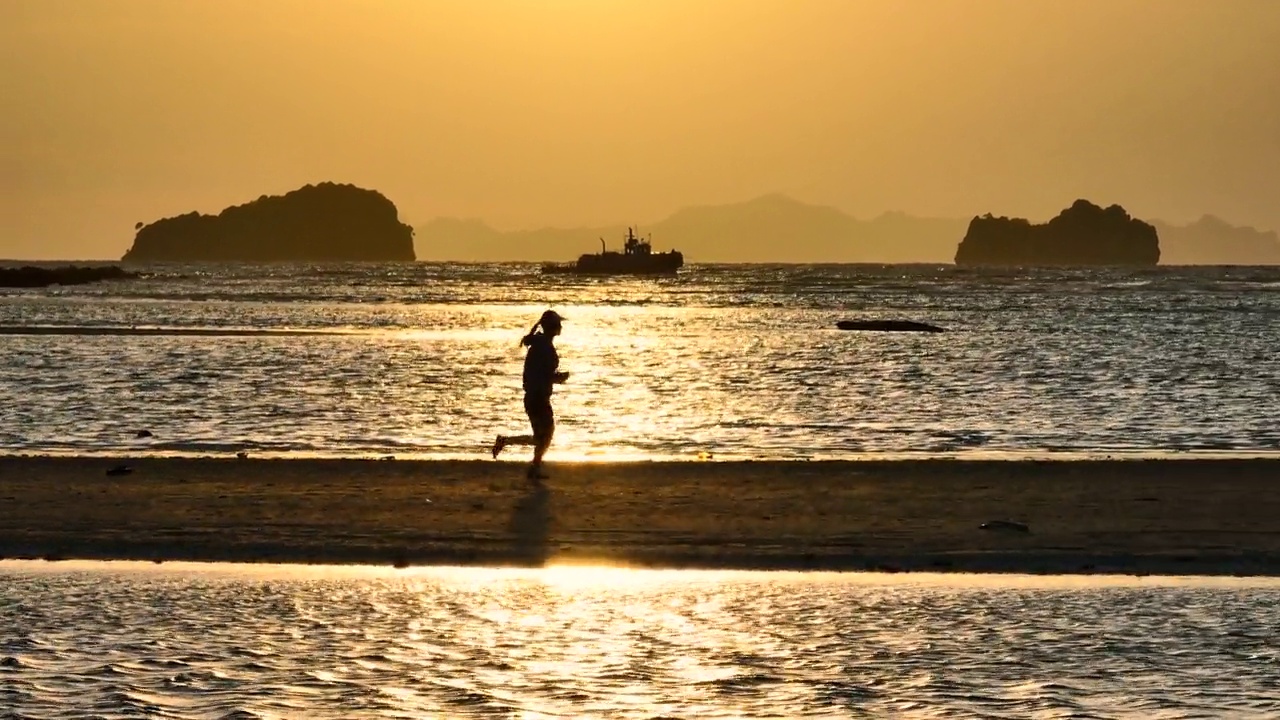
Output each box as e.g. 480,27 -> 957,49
955,199 -> 1160,266
123,183 -> 415,262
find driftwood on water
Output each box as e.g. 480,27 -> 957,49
836,320 -> 945,333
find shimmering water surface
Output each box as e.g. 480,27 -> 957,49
2,263 -> 1278,459
2,562 -> 1278,719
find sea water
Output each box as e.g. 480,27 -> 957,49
2,263 -> 1278,461
5,265 -> 1280,719
2,562 -> 1278,719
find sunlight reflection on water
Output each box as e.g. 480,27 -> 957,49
2,264 -> 1279,460
2,561 -> 1279,718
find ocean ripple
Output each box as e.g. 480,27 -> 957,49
1,263 -> 1279,461
0,563 -> 1278,718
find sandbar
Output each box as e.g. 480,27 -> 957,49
1,456 -> 1277,576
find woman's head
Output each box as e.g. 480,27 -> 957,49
538,309 -> 563,336
521,309 -> 564,345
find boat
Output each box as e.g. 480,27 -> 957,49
542,227 -> 683,275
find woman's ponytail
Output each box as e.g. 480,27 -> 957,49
520,319 -> 542,347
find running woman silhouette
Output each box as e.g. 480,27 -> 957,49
492,310 -> 569,480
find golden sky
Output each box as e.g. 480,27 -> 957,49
3,0 -> 1278,259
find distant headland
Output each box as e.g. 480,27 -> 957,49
0,265 -> 139,288
955,200 -> 1160,266
123,183 -> 415,262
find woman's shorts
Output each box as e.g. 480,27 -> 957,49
524,393 -> 554,438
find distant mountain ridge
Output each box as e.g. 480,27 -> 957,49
414,194 -> 1280,265
1152,216 -> 1280,265
416,195 -> 965,264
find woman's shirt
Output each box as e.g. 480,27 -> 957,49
522,334 -> 559,397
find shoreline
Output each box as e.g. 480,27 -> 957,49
3,457 -> 1279,577
6,448 -> 1279,463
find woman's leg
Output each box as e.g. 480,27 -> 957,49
524,394 -> 555,478
494,393 -> 551,458
532,413 -> 555,468
492,434 -> 535,458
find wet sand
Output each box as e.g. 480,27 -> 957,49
2,456 -> 1278,575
